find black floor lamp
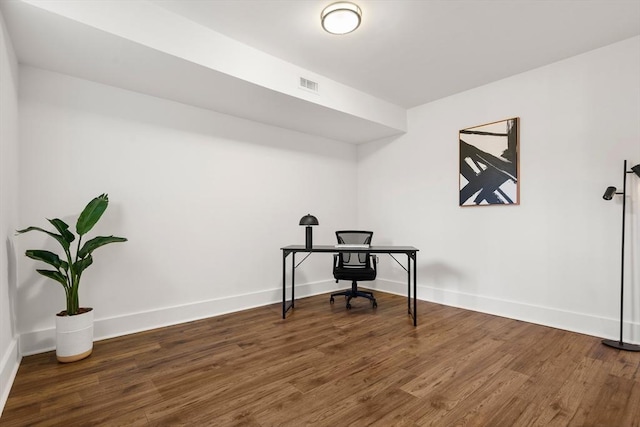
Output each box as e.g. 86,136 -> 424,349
602,160 -> 640,351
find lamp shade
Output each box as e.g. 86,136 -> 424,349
631,164 -> 640,178
603,186 -> 617,200
299,214 -> 319,226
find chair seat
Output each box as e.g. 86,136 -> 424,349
333,267 -> 376,281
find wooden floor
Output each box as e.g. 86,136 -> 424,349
2,291 -> 639,426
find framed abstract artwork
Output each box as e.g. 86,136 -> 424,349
459,117 -> 520,206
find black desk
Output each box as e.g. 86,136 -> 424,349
281,245 -> 419,326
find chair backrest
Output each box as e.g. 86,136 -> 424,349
336,230 -> 373,267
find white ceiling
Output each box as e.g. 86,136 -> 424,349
2,0 -> 639,143
151,0 -> 640,108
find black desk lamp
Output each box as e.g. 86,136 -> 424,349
602,160 -> 640,351
299,214 -> 318,249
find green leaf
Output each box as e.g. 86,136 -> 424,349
73,256 -> 93,276
47,218 -> 75,245
78,235 -> 127,259
15,226 -> 70,251
76,194 -> 109,236
25,249 -> 69,271
36,269 -> 68,287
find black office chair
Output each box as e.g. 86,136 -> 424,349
330,230 -> 377,309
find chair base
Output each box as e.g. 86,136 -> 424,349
330,281 -> 377,309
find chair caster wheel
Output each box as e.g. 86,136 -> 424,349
372,301 -> 378,308
346,303 -> 352,310
330,297 -> 334,304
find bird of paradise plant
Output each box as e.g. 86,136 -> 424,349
16,194 -> 127,315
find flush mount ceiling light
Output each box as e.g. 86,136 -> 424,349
321,2 -> 362,35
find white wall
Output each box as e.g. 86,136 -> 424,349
16,66 -> 355,354
358,36 -> 640,343
0,9 -> 20,415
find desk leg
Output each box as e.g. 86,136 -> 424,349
407,253 -> 411,315
413,252 -> 417,326
406,252 -> 417,326
282,250 -> 296,319
291,252 -> 295,310
282,251 -> 287,319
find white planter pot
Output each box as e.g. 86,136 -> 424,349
55,308 -> 94,363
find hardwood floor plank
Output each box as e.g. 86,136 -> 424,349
2,291 -> 638,426
530,356 -> 603,426
400,337 -> 507,398
437,368 -> 530,426
620,380 -> 640,427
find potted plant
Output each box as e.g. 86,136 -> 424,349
17,193 -> 127,362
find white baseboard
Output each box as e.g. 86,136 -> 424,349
19,277 -> 638,356
0,338 -> 20,417
371,278 -> 640,345
19,279 -> 341,356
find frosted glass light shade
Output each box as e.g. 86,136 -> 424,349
321,2 -> 362,35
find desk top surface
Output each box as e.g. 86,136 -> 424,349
281,245 -> 418,253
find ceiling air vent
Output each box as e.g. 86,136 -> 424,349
299,77 -> 319,93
